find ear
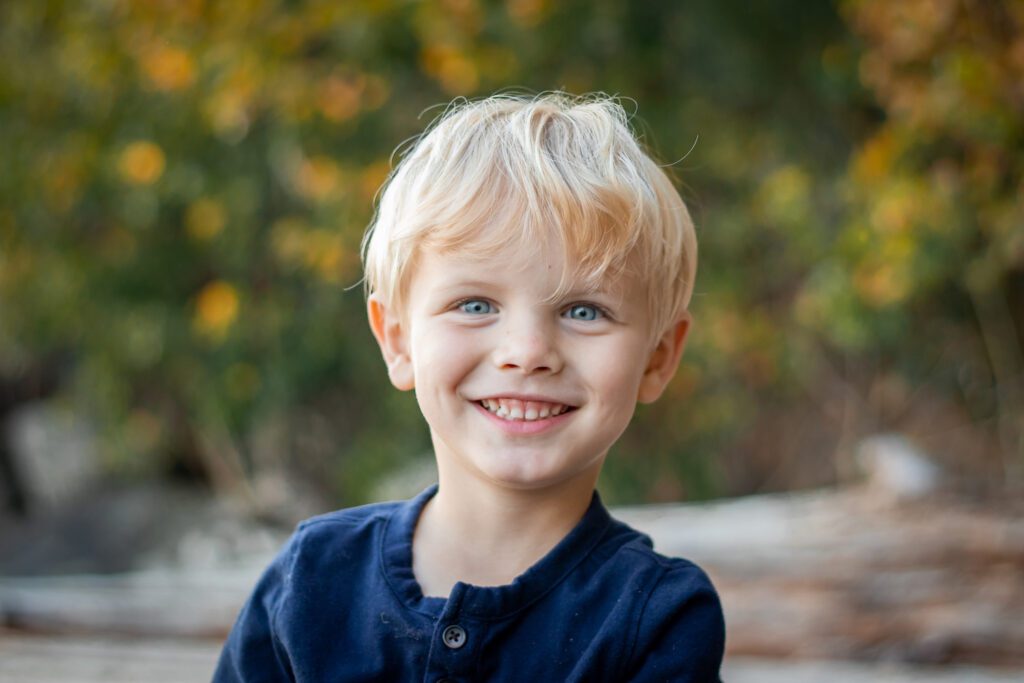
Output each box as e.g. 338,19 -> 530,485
367,294 -> 415,391
637,313 -> 691,404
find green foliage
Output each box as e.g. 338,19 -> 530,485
1,0 -> 1019,507
804,0 -> 1024,481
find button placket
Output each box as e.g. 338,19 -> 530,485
424,583 -> 479,682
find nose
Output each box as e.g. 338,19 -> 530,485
492,314 -> 563,375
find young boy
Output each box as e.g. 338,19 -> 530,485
214,93 -> 724,682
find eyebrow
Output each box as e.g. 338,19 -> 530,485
430,279 -> 500,294
432,281 -> 617,297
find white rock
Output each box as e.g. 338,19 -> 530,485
5,401 -> 100,511
855,434 -> 943,500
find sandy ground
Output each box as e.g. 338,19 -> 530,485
1,635 -> 1021,683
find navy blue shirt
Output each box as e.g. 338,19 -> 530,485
213,485 -> 724,682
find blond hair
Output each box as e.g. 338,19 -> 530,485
361,92 -> 697,337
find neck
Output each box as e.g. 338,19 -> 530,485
412,465 -> 600,597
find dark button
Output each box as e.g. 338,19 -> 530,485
442,624 -> 467,649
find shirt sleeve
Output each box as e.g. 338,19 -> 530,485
623,564 -> 726,683
212,533 -> 299,683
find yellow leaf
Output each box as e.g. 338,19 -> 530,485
319,73 -> 364,123
360,160 -> 391,203
507,0 -> 549,27
295,156 -> 343,202
118,141 -> 166,186
140,44 -> 196,92
420,45 -> 478,94
194,280 -> 240,338
852,128 -> 896,185
185,198 -> 227,241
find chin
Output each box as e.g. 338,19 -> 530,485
474,454 -> 597,493
479,464 -> 558,490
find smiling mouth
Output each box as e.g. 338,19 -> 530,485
477,398 -> 576,422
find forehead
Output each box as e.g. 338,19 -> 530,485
409,239 -> 636,302
418,240 -> 559,282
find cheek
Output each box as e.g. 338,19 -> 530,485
411,333 -> 442,382
412,326 -> 477,387
590,342 -> 649,410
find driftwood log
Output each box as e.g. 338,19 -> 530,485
617,487 -> 1024,667
2,486 -> 1022,667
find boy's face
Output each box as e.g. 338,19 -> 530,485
369,240 -> 689,495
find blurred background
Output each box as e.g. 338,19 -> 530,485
1,0 -> 1023,680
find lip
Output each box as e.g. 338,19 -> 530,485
471,400 -> 577,435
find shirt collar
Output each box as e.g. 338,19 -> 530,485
380,484 -> 614,620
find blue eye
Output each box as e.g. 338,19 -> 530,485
459,299 -> 494,315
566,304 -> 601,321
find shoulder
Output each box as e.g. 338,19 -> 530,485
602,517 -> 725,681
596,516 -> 715,588
619,532 -> 719,604
296,498 -> 403,541
243,498 -> 408,624
636,553 -> 722,628
590,514 -> 723,634
214,499 -> 413,680
282,498 -> 405,573
606,511 -> 722,609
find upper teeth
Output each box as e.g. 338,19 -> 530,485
480,398 -> 569,421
